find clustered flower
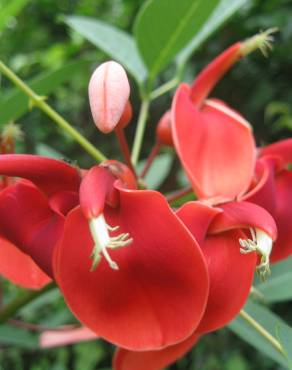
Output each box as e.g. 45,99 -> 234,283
0,31 -> 291,370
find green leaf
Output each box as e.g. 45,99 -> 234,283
176,0 -> 247,66
228,300 -> 288,368
64,16 -> 147,84
137,152 -> 173,189
255,257 -> 292,303
134,0 -> 219,79
0,0 -> 29,33
0,60 -> 90,126
278,324 -> 292,369
0,325 -> 38,349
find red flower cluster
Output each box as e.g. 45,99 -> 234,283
0,32 -> 291,370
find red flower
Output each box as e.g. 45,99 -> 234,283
54,161 -> 209,350
171,36 -> 277,281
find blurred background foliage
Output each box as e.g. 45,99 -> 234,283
0,0 -> 292,369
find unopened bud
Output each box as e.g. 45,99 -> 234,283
88,61 -> 130,134
156,111 -> 173,147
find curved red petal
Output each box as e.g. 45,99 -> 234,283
0,154 -> 80,195
54,190 -> 209,350
172,86 -> 256,200
197,230 -> 256,333
49,191 -> 79,216
0,181 -> 64,277
113,332 -> 200,370
80,166 -> 117,218
260,139 -> 292,167
241,157 -> 277,216
270,170 -> 292,262
0,237 -> 51,289
176,201 -> 221,246
190,43 -> 241,106
209,201 -> 277,240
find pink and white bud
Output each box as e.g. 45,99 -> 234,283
88,61 -> 130,133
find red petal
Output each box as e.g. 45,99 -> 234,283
49,191 -> 79,216
270,170 -> 292,262
209,201 -> 277,240
190,43 -> 241,106
177,205 -> 256,333
0,154 -> 80,195
242,157 -> 277,216
0,181 -> 64,277
80,166 -> 117,218
260,139 -> 292,167
40,326 -> 97,348
176,201 -> 221,245
54,189 -> 209,350
172,86 -> 256,200
0,237 -> 50,289
197,230 -> 256,333
113,332 -> 200,370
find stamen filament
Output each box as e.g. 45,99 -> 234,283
239,228 -> 273,282
89,214 -> 133,271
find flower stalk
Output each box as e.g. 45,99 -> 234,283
131,99 -> 150,166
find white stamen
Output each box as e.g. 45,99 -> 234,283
89,214 -> 132,271
239,227 -> 273,282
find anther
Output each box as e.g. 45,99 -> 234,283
239,227 -> 273,282
89,214 -> 133,271
240,28 -> 278,58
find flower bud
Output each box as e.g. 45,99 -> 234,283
156,110 -> 174,146
88,61 -> 130,134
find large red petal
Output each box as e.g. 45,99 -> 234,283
209,201 -> 277,240
177,203 -> 256,333
172,86 -> 256,200
270,170 -> 292,262
0,154 -> 80,195
113,332 -> 200,370
54,189 -> 209,350
0,181 -> 64,277
0,237 -> 50,289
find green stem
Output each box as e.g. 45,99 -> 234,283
131,99 -> 150,166
239,309 -> 285,356
0,283 -> 56,324
0,60 -> 106,163
150,77 -> 179,100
